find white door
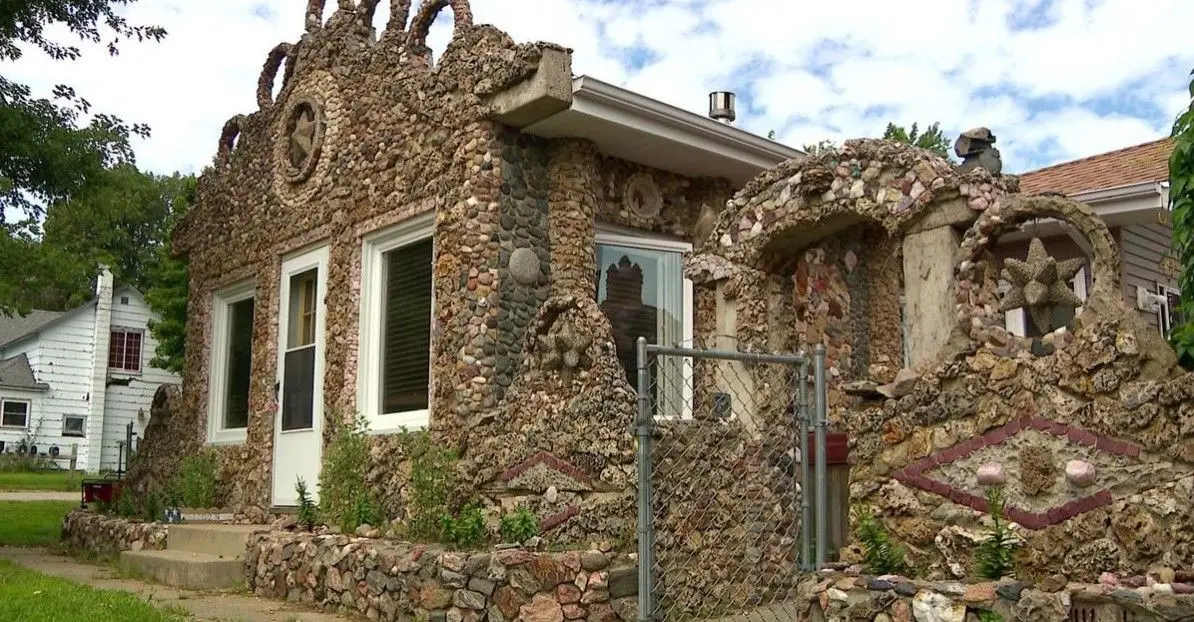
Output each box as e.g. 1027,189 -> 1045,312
272,246 -> 328,506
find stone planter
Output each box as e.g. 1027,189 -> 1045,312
61,508 -> 169,556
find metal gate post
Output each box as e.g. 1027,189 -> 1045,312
797,359 -> 811,570
635,337 -> 655,621
813,344 -> 828,568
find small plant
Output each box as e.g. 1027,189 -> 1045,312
403,430 -> 457,541
974,486 -> 1017,579
499,507 -> 539,544
975,611 -> 1004,622
854,505 -> 908,575
115,488 -> 137,518
349,493 -> 381,531
318,412 -> 384,533
440,504 -> 487,548
295,477 -> 317,532
174,449 -> 220,508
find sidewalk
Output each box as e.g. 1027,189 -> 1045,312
0,546 -> 349,621
0,492 -> 78,502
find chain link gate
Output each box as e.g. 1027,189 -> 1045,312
635,337 -> 829,622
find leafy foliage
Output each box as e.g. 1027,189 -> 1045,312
403,430 -> 458,541
1169,68 -> 1194,369
975,611 -> 1005,622
499,507 -> 540,544
440,504 -> 487,549
172,449 -> 219,508
318,412 -> 382,533
853,505 -> 909,575
295,477 -> 317,532
882,122 -> 952,159
973,486 -> 1017,579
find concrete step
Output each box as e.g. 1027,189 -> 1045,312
167,524 -> 266,558
120,549 -> 244,590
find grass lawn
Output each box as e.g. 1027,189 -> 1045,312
0,558 -> 188,621
0,501 -> 76,547
0,470 -> 80,491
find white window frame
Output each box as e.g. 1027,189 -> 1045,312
108,328 -> 144,374
595,224 -> 694,420
1004,266 -> 1088,337
206,280 -> 256,445
0,399 -> 31,429
63,414 -> 86,437
1158,284 -> 1182,337
358,212 -> 435,433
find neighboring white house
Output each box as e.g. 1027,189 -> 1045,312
0,268 -> 179,473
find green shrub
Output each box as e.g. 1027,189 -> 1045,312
440,505 -> 486,548
854,505 -> 908,575
974,486 -> 1017,579
318,412 -> 382,533
975,611 -> 1004,622
174,449 -> 219,508
296,477 -> 317,532
499,507 -> 539,544
403,430 -> 457,541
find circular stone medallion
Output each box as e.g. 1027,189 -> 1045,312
624,174 -> 663,219
278,96 -> 326,183
509,247 -> 542,286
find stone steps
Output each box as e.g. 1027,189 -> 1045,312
119,523 -> 267,591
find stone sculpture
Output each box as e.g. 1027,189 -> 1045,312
998,237 -> 1085,334
955,127 -> 1003,175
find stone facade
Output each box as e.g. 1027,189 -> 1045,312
244,531 -> 637,622
61,508 -> 168,555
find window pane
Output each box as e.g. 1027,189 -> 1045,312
223,298 -> 255,429
595,244 -> 683,385
126,332 -> 142,372
108,331 -> 126,368
2,401 -> 28,427
381,238 -> 433,413
288,270 -> 317,348
64,416 -> 85,436
282,345 -> 315,431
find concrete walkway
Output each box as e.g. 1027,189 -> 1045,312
0,547 -> 350,622
0,491 -> 78,501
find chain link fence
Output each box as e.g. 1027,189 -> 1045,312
635,338 -> 829,622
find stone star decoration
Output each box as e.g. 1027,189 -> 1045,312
289,105 -> 318,168
998,237 -> 1085,334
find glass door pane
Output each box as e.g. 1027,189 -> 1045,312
282,269 -> 317,431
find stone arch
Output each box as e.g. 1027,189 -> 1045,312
953,194 -> 1126,346
216,115 -> 247,167
255,42 -> 295,109
305,0 -> 325,31
406,0 -> 473,58
387,0 -> 413,31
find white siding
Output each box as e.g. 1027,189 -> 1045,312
1119,224 -> 1180,331
19,306 -> 98,469
100,288 -> 180,471
0,388 -> 47,455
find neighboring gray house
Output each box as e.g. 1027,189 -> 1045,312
0,269 -> 180,472
1013,137 -> 1182,337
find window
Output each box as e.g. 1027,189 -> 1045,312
208,281 -> 256,443
359,214 -> 435,431
595,226 -> 693,419
1004,266 -> 1088,337
1158,285 -> 1184,337
63,415 -> 85,437
108,330 -> 143,372
1,400 -> 29,428
282,269 -> 318,432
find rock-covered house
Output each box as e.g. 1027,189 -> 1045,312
0,268 -> 178,472
134,0 -> 1194,590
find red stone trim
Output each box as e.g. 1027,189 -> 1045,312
893,416 -> 1133,530
540,506 -> 580,532
499,451 -> 593,485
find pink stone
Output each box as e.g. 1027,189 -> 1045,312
976,462 -> 1006,486
1099,572 -> 1119,586
1065,460 -> 1096,487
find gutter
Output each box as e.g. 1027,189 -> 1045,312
1068,180 -> 1165,205
0,383 -> 49,392
570,76 -> 804,164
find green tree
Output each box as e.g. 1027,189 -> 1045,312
0,0 -> 165,314
882,122 -> 952,159
1168,69 -> 1194,369
144,179 -> 192,374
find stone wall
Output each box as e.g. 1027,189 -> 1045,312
245,530 -> 637,622
796,567 -> 1194,622
61,508 -> 168,556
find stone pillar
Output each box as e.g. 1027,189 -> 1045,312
902,226 -> 960,369
547,140 -> 600,296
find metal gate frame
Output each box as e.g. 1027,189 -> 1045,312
635,337 -> 829,621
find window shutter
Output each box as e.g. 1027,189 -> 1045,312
381,238 -> 433,413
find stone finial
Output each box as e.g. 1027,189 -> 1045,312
954,127 -> 1003,176
998,237 -> 1085,334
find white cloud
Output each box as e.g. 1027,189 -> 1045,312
6,0 -> 1194,178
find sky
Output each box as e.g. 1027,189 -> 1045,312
5,0 -> 1194,178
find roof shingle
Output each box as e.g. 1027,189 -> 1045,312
0,354 -> 47,390
1017,137 -> 1173,196
0,310 -> 66,349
